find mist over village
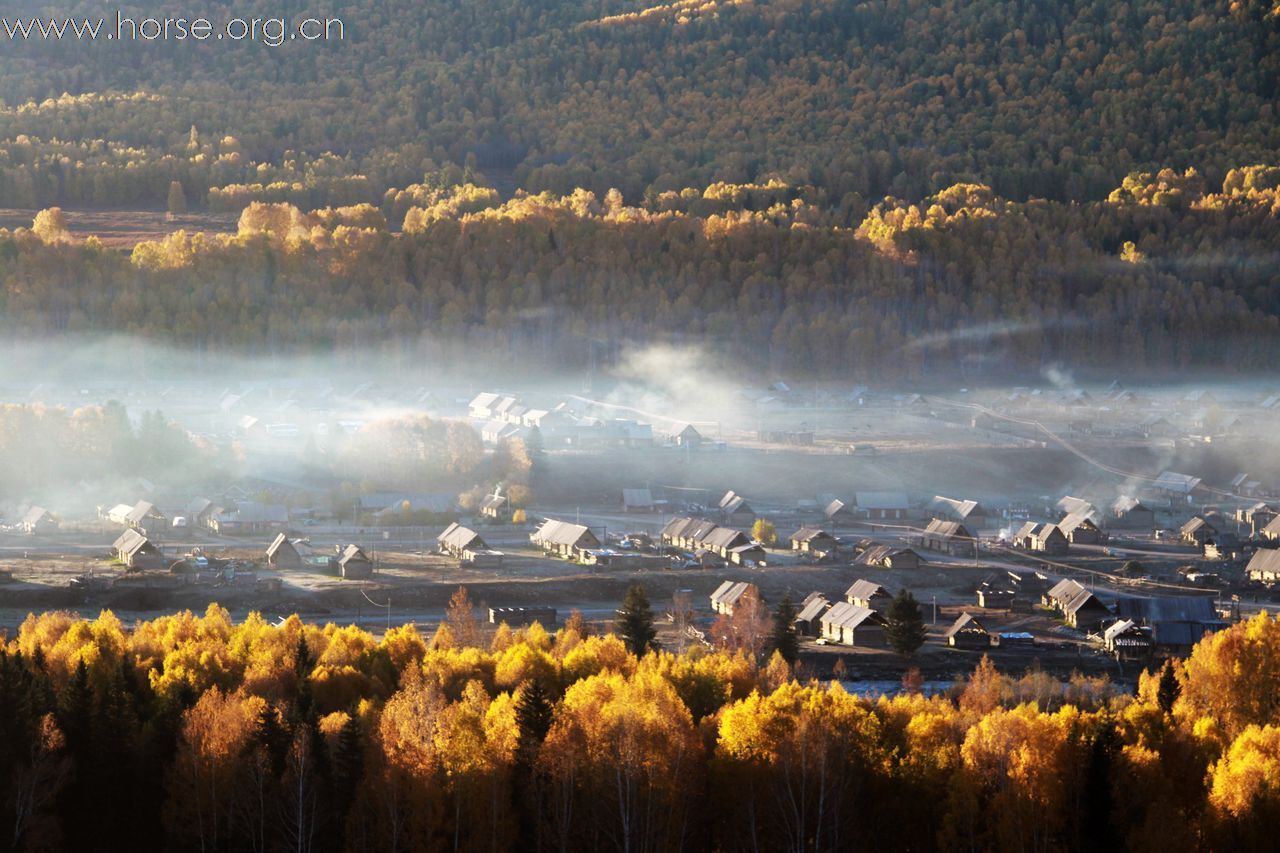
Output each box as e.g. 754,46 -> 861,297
1,2 -> 1279,851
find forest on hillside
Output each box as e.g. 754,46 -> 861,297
0,0 -> 1275,209
2,598 -> 1280,851
0,1 -> 1277,377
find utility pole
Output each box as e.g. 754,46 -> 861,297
932,595 -> 937,625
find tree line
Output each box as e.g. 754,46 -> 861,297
0,594 -> 1279,850
3,168 -> 1279,379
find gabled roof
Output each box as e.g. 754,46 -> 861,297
820,602 -> 881,631
710,580 -> 756,608
1047,578 -> 1086,603
339,544 -> 370,565
22,506 -> 49,525
845,579 -> 888,603
1058,512 -> 1100,534
1111,496 -> 1149,514
438,522 -> 486,552
1056,496 -> 1094,516
1062,588 -> 1108,616
1264,516 -> 1280,537
480,494 -> 508,512
265,532 -> 297,558
795,595 -> 831,623
1180,516 -> 1219,536
534,519 -> 597,548
719,491 -> 751,514
703,527 -> 750,550
931,496 -> 986,520
126,500 -> 163,525
113,528 -> 155,558
944,612 -> 991,639
790,527 -> 834,543
924,519 -> 972,539
825,499 -> 852,518
1247,549 -> 1280,577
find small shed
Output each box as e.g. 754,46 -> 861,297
265,533 -> 303,569
793,594 -> 831,636
335,544 -> 374,579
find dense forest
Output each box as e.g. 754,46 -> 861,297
2,599 -> 1280,851
0,0 -> 1276,207
2,169 -> 1279,377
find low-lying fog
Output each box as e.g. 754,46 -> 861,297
0,335 -> 1277,523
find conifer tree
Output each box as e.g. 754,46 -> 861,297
884,590 -> 927,657
617,585 -> 657,656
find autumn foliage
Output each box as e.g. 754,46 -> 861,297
1,605 -> 1280,850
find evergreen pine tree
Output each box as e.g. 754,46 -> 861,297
1157,660 -> 1181,716
884,590 -> 928,656
768,596 -> 800,665
617,585 -> 657,656
514,679 -> 555,766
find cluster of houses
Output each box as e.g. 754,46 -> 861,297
467,392 -> 704,449
1041,578 -> 1227,659
661,518 -> 768,567
99,498 -> 290,536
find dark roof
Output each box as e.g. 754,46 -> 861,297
1114,596 -> 1216,623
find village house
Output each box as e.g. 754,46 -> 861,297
265,533 -> 303,569
789,527 -> 839,559
1061,587 -> 1113,631
793,593 -> 831,636
1110,496 -> 1156,530
1237,502 -> 1278,534
1012,522 -> 1069,555
718,491 -> 756,526
710,580 -> 761,616
1056,496 -> 1094,518
334,544 -> 373,579
124,500 -> 168,533
854,543 -> 922,570
921,519 -> 976,557
1260,516 -> 1280,544
437,522 -> 505,568
1180,516 -> 1222,547
21,506 -> 57,535
945,613 -> 994,649
622,488 -> 655,513
1058,512 -> 1107,545
930,496 -> 989,529
1247,549 -> 1280,584
819,602 -> 886,646
209,502 -> 289,535
185,497 -> 218,529
856,492 -> 911,521
668,422 -> 703,449
845,579 -> 892,610
1104,619 -> 1154,661
824,499 -> 857,525
1150,471 -> 1204,502
1044,578 -> 1086,610
479,491 -> 510,521
113,529 -> 165,570
1113,596 -> 1225,653
977,586 -> 1015,609
531,519 -> 602,560
661,517 -> 764,564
